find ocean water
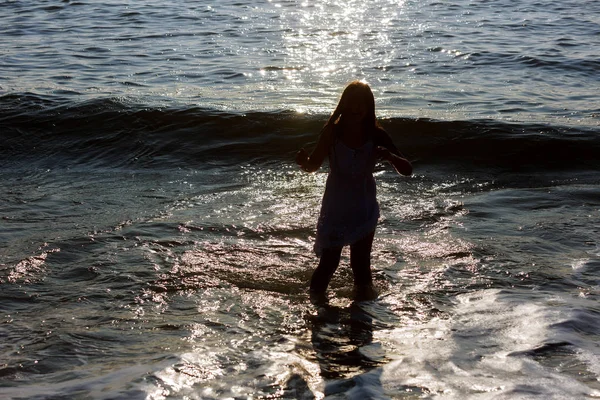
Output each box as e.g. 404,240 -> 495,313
1,0 -> 599,399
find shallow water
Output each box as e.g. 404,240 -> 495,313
2,161 -> 599,398
1,0 -> 600,399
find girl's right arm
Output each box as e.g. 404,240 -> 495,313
296,124 -> 334,173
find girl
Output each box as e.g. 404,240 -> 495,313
296,80 -> 412,301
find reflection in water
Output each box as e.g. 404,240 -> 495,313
307,299 -> 389,397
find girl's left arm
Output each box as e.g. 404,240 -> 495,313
374,128 -> 413,176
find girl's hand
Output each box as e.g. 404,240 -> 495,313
296,148 -> 309,167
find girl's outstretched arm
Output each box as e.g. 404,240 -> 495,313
296,124 -> 334,172
377,146 -> 413,176
374,128 -> 413,176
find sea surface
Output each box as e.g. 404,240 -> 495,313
1,0 -> 599,399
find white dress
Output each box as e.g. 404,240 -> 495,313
314,137 -> 380,256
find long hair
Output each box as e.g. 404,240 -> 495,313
325,80 -> 378,132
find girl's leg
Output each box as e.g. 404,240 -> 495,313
349,231 -> 375,287
310,246 -> 342,293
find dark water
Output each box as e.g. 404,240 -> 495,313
1,0 -> 600,399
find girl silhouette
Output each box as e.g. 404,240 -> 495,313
296,80 -> 412,301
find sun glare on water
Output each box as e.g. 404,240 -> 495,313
257,0 -> 408,111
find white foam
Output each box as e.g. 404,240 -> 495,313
378,289 -> 600,398
572,258 -> 590,271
